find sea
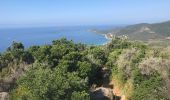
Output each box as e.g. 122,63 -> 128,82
0,26 -> 113,52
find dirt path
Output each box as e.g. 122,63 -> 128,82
90,67 -> 126,100
101,67 -> 126,100
110,80 -> 126,100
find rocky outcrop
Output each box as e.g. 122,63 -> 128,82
0,79 -> 16,92
0,64 -> 31,92
91,87 -> 114,100
0,92 -> 9,100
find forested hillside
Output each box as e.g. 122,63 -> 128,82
94,21 -> 170,47
112,21 -> 170,40
1,38 -> 170,100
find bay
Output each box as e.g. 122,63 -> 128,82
0,26 -> 111,52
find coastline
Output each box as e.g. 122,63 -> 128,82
102,40 -> 111,45
101,33 -> 113,45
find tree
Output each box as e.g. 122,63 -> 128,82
11,62 -> 89,100
77,61 -> 92,78
71,91 -> 90,100
62,52 -> 82,72
7,41 -> 24,51
30,45 -> 52,66
50,45 -> 68,66
21,51 -> 34,64
87,47 -> 106,66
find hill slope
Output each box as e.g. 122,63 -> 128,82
111,21 -> 170,41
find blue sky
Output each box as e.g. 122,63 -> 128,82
0,0 -> 170,28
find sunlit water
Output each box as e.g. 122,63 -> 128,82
0,26 -> 113,52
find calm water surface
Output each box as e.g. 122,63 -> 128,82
0,26 -> 112,52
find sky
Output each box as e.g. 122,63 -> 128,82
0,0 -> 170,28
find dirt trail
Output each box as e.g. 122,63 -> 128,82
101,67 -> 126,100
89,67 -> 127,100
110,80 -> 126,100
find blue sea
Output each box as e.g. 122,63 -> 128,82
0,26 -> 112,52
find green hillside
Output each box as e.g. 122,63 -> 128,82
111,21 -> 170,42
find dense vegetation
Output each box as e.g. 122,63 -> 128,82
1,38 -> 170,100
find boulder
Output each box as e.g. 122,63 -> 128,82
91,87 -> 113,100
0,92 -> 9,100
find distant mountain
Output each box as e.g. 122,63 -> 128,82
111,21 -> 170,41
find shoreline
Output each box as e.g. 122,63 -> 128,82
102,33 -> 113,45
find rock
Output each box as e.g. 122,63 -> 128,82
0,92 -> 9,100
0,79 -> 15,92
91,87 -> 114,100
